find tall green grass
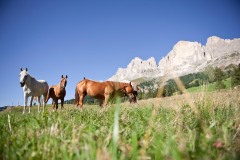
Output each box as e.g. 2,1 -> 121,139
0,95 -> 240,159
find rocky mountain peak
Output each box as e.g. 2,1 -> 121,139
109,36 -> 240,81
108,57 -> 159,81
127,57 -> 157,69
206,36 -> 226,45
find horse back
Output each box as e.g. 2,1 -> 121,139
36,80 -> 49,95
76,79 -> 113,99
88,80 -> 113,93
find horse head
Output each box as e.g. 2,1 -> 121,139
19,68 -> 29,87
123,82 -> 137,102
131,82 -> 138,103
60,75 -> 68,89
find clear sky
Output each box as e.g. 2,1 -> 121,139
0,0 -> 240,107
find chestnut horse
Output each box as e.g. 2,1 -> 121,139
46,75 -> 68,110
75,78 -> 135,110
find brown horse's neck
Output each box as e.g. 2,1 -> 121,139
57,83 -> 65,92
109,81 -> 126,92
117,82 -> 126,90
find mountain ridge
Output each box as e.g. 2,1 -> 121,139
109,36 -> 240,81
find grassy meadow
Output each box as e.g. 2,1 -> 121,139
1,90 -> 240,159
187,78 -> 231,93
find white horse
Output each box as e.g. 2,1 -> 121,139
19,68 -> 49,114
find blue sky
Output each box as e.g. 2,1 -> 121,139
0,0 -> 240,107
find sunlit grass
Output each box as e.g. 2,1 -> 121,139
0,90 -> 240,159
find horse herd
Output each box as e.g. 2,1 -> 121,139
19,68 -> 138,114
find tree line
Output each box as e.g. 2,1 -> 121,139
138,64 -> 240,99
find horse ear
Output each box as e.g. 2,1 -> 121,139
66,75 -> 68,79
20,68 -> 23,71
26,68 -> 28,72
130,81 -> 132,86
62,75 -> 64,78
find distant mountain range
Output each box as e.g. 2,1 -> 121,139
109,36 -> 240,81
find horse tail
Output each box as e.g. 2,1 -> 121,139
75,79 -> 87,105
44,82 -> 49,102
45,87 -> 52,103
75,86 -> 79,105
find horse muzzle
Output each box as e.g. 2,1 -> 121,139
20,82 -> 25,87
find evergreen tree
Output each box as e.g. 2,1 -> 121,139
231,64 -> 240,88
204,66 -> 215,83
213,67 -> 226,90
162,84 -> 174,97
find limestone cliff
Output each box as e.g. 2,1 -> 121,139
109,36 -> 240,81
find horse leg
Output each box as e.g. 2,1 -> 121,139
78,95 -> 85,111
55,100 -> 59,110
37,96 -> 41,113
29,96 -> 34,113
23,94 -> 28,114
43,94 -> 47,112
45,94 -> 50,104
52,100 -> 55,111
103,94 -> 110,108
99,99 -> 103,107
61,98 -> 64,110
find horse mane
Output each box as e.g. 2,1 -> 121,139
26,74 -> 37,84
30,76 -> 37,81
84,78 -> 104,83
107,81 -> 128,91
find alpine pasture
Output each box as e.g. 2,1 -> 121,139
1,90 -> 240,159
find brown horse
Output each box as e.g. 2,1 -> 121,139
46,75 -> 68,110
120,81 -> 139,103
75,78 -> 135,110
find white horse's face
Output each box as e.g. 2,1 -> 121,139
19,68 -> 28,87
